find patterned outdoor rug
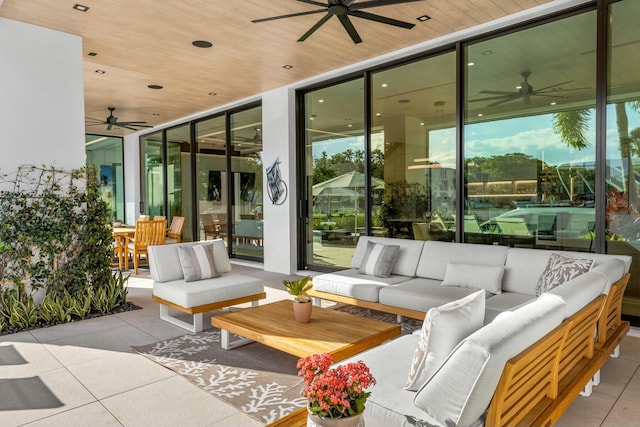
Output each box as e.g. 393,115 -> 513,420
133,306 -> 422,424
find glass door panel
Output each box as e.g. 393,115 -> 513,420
371,52 -> 456,242
305,79 -> 364,269
196,115 -> 228,245
230,106 -> 263,259
166,124 -> 192,242
141,131 -> 164,220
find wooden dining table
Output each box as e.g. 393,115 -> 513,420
111,225 -> 135,270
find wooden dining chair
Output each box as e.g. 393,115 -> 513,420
200,213 -> 220,240
124,219 -> 167,274
166,216 -> 185,244
138,214 -> 150,221
154,215 -> 166,220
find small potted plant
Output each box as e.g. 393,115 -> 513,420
283,276 -> 313,322
298,352 -> 375,426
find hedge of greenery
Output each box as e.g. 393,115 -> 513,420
0,165 -> 131,334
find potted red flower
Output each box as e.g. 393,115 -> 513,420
297,353 -> 376,426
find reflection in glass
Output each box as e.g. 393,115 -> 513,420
464,11 -> 596,250
230,106 -> 263,260
141,131 -> 165,219
166,124 -> 192,242
196,115 -> 227,245
606,0 -> 640,301
306,79 -> 364,268
371,52 -> 456,242
85,134 -> 124,223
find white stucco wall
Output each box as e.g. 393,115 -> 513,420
0,18 -> 85,174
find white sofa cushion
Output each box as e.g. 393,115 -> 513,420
313,269 -> 412,302
177,244 -> 220,282
379,278 -> 483,312
591,259 -> 626,294
414,293 -> 566,427
416,241 -> 508,281
548,270 -> 608,318
351,236 -> 425,277
358,241 -> 400,278
152,274 -> 263,308
441,263 -> 504,295
535,252 -> 593,296
405,290 -> 485,391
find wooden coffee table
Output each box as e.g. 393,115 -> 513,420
211,299 -> 401,362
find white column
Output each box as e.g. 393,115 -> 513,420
261,87 -> 297,274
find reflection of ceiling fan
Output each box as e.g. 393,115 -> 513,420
235,128 -> 262,144
86,107 -> 153,131
252,0 -> 423,44
469,71 -> 584,107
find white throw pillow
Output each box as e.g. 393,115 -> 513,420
404,289 -> 485,391
441,263 -> 505,295
177,244 -> 220,282
535,252 -> 594,296
357,241 -> 400,278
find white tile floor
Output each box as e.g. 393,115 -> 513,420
0,263 -> 638,427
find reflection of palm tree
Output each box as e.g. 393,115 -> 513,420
553,101 -> 640,211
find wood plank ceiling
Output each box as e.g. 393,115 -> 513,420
0,0 -> 550,136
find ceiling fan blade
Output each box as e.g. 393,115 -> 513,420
252,9 -> 326,23
488,97 -> 519,108
298,14 -> 333,41
120,125 -> 142,131
468,95 -> 518,103
297,0 -> 328,6
337,14 -> 362,44
479,90 -> 520,95
117,121 -> 148,125
351,0 -> 424,10
349,10 -> 414,29
532,80 -> 574,93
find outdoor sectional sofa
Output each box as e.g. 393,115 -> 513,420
308,236 -> 631,427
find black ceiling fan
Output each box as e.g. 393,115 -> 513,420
235,128 -> 262,144
252,0 -> 423,44
469,71 -> 585,108
86,107 -> 153,131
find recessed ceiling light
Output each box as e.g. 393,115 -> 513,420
148,84 -> 163,90
72,4 -> 89,12
348,124 -> 353,128
95,70 -> 106,74
477,113 -> 484,117
318,99 -> 324,103
376,113 -> 382,117
283,64 -> 293,69
467,61 -> 475,66
192,40 -> 213,48
381,83 -> 388,88
516,85 -> 522,89
550,101 -> 557,106
420,122 -> 425,126
88,52 -> 97,57
481,50 -> 494,56
417,15 -> 430,22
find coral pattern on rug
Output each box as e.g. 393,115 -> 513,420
133,305 -> 422,423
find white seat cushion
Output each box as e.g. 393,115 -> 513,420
152,273 -> 263,308
312,269 -> 412,302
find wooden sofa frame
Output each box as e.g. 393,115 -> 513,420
272,274 -> 630,427
152,292 -> 266,333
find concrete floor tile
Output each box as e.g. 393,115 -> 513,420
596,357 -> 639,397
555,391 -> 616,427
102,375 -> 236,427
0,340 -> 63,378
619,334 -> 640,363
602,395 -> 640,427
207,412 -> 263,427
0,367 -> 95,427
22,402 -> 122,427
29,315 -> 129,343
67,351 -> 175,399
